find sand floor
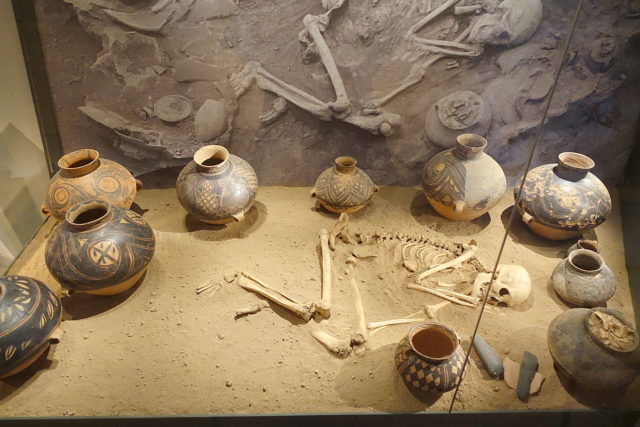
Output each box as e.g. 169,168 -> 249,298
2,186 -> 638,416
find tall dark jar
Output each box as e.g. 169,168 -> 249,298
45,200 -> 155,295
0,275 -> 62,378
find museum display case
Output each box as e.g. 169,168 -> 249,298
1,0 -> 639,424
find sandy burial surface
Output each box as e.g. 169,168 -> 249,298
3,186 -> 638,416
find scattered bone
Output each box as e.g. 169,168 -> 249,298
434,288 -> 479,305
416,241 -> 478,281
316,229 -> 332,319
237,272 -> 315,321
235,301 -> 269,318
351,248 -> 378,260
407,283 -> 476,308
425,301 -> 451,319
224,272 -> 238,283
367,318 -> 426,330
259,97 -> 288,125
329,213 -> 349,250
311,330 -> 351,358
195,99 -> 228,143
196,280 -> 220,296
152,0 -> 174,13
346,257 -> 368,347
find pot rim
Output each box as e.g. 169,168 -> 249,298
193,145 -> 230,174
567,249 -> 603,275
408,322 -> 460,363
65,199 -> 112,231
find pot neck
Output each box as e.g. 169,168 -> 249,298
65,200 -> 112,232
334,156 -> 357,174
194,145 -> 230,175
453,134 -> 487,160
567,249 -> 603,276
555,152 -> 594,182
58,149 -> 101,177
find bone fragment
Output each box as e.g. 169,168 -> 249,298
235,301 -> 269,318
434,288 -> 479,304
311,330 -> 351,358
437,281 -> 458,288
316,229 -> 332,318
367,318 -> 426,330
329,213 -> 349,250
407,283 -> 476,307
346,257 -> 368,344
224,272 -> 238,283
259,97 -> 288,125
416,242 -> 478,281
237,273 -> 315,321
196,281 -> 221,296
425,301 -> 451,319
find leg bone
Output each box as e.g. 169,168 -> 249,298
238,273 -> 315,321
311,330 -> 352,358
316,229 -> 332,318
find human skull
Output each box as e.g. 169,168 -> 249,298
472,264 -> 531,307
469,0 -> 543,47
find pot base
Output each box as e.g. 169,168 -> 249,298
525,220 -> 583,241
76,268 -> 147,296
317,200 -> 367,215
0,343 -> 51,379
426,197 -> 488,222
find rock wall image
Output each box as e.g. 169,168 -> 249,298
34,0 -> 640,186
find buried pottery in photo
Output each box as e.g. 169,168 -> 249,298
176,145 -> 258,224
45,200 -> 155,296
42,149 -> 141,220
548,308 -> 639,391
395,322 -> 465,394
311,156 -> 378,214
422,133 -> 506,221
515,152 -> 611,241
0,275 -> 62,378
552,249 -> 616,308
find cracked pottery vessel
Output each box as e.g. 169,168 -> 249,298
516,152 -> 611,240
422,133 -> 506,221
311,156 -> 378,214
42,149 -> 141,220
548,307 -> 639,390
0,275 -> 62,378
395,323 -> 465,393
45,200 -> 155,295
176,145 -> 258,224
552,249 -> 616,307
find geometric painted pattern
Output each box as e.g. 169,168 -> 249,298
313,166 -> 376,212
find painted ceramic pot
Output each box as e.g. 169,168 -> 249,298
45,200 -> 155,295
516,152 -> 611,240
42,149 -> 141,220
0,275 -> 62,378
311,156 -> 378,214
552,249 -> 616,307
548,308 -> 639,390
424,91 -> 492,149
176,145 -> 258,224
422,134 -> 506,221
395,323 -> 465,393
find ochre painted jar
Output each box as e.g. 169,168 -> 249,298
548,308 -> 639,390
422,134 -> 506,221
395,322 -> 465,393
176,145 -> 258,224
552,249 -> 616,307
45,200 -> 155,295
0,275 -> 62,378
311,156 -> 378,214
516,152 -> 611,240
42,149 -> 141,220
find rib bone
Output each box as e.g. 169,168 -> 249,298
237,273 -> 315,321
416,242 -> 478,281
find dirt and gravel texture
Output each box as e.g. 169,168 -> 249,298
3,186 -> 638,416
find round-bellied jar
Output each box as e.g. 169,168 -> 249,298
516,152 -> 611,240
422,133 -> 506,221
0,275 -> 62,378
176,145 -> 258,224
42,149 -> 141,220
395,322 -> 465,393
552,249 -> 616,307
548,307 -> 639,390
45,200 -> 155,295
311,156 -> 378,214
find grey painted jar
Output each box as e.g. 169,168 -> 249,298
395,323 -> 465,393
311,156 -> 378,214
0,275 -> 62,378
422,134 -> 506,221
516,152 -> 611,240
548,308 -> 639,390
552,249 -> 616,307
45,200 -> 155,295
42,149 -> 141,220
176,145 -> 258,224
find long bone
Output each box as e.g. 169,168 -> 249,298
367,318 -> 426,330
408,283 -> 476,307
311,330 -> 352,358
316,229 -> 332,318
329,213 -> 349,250
346,256 -> 368,345
237,272 -> 316,321
416,241 -> 478,281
